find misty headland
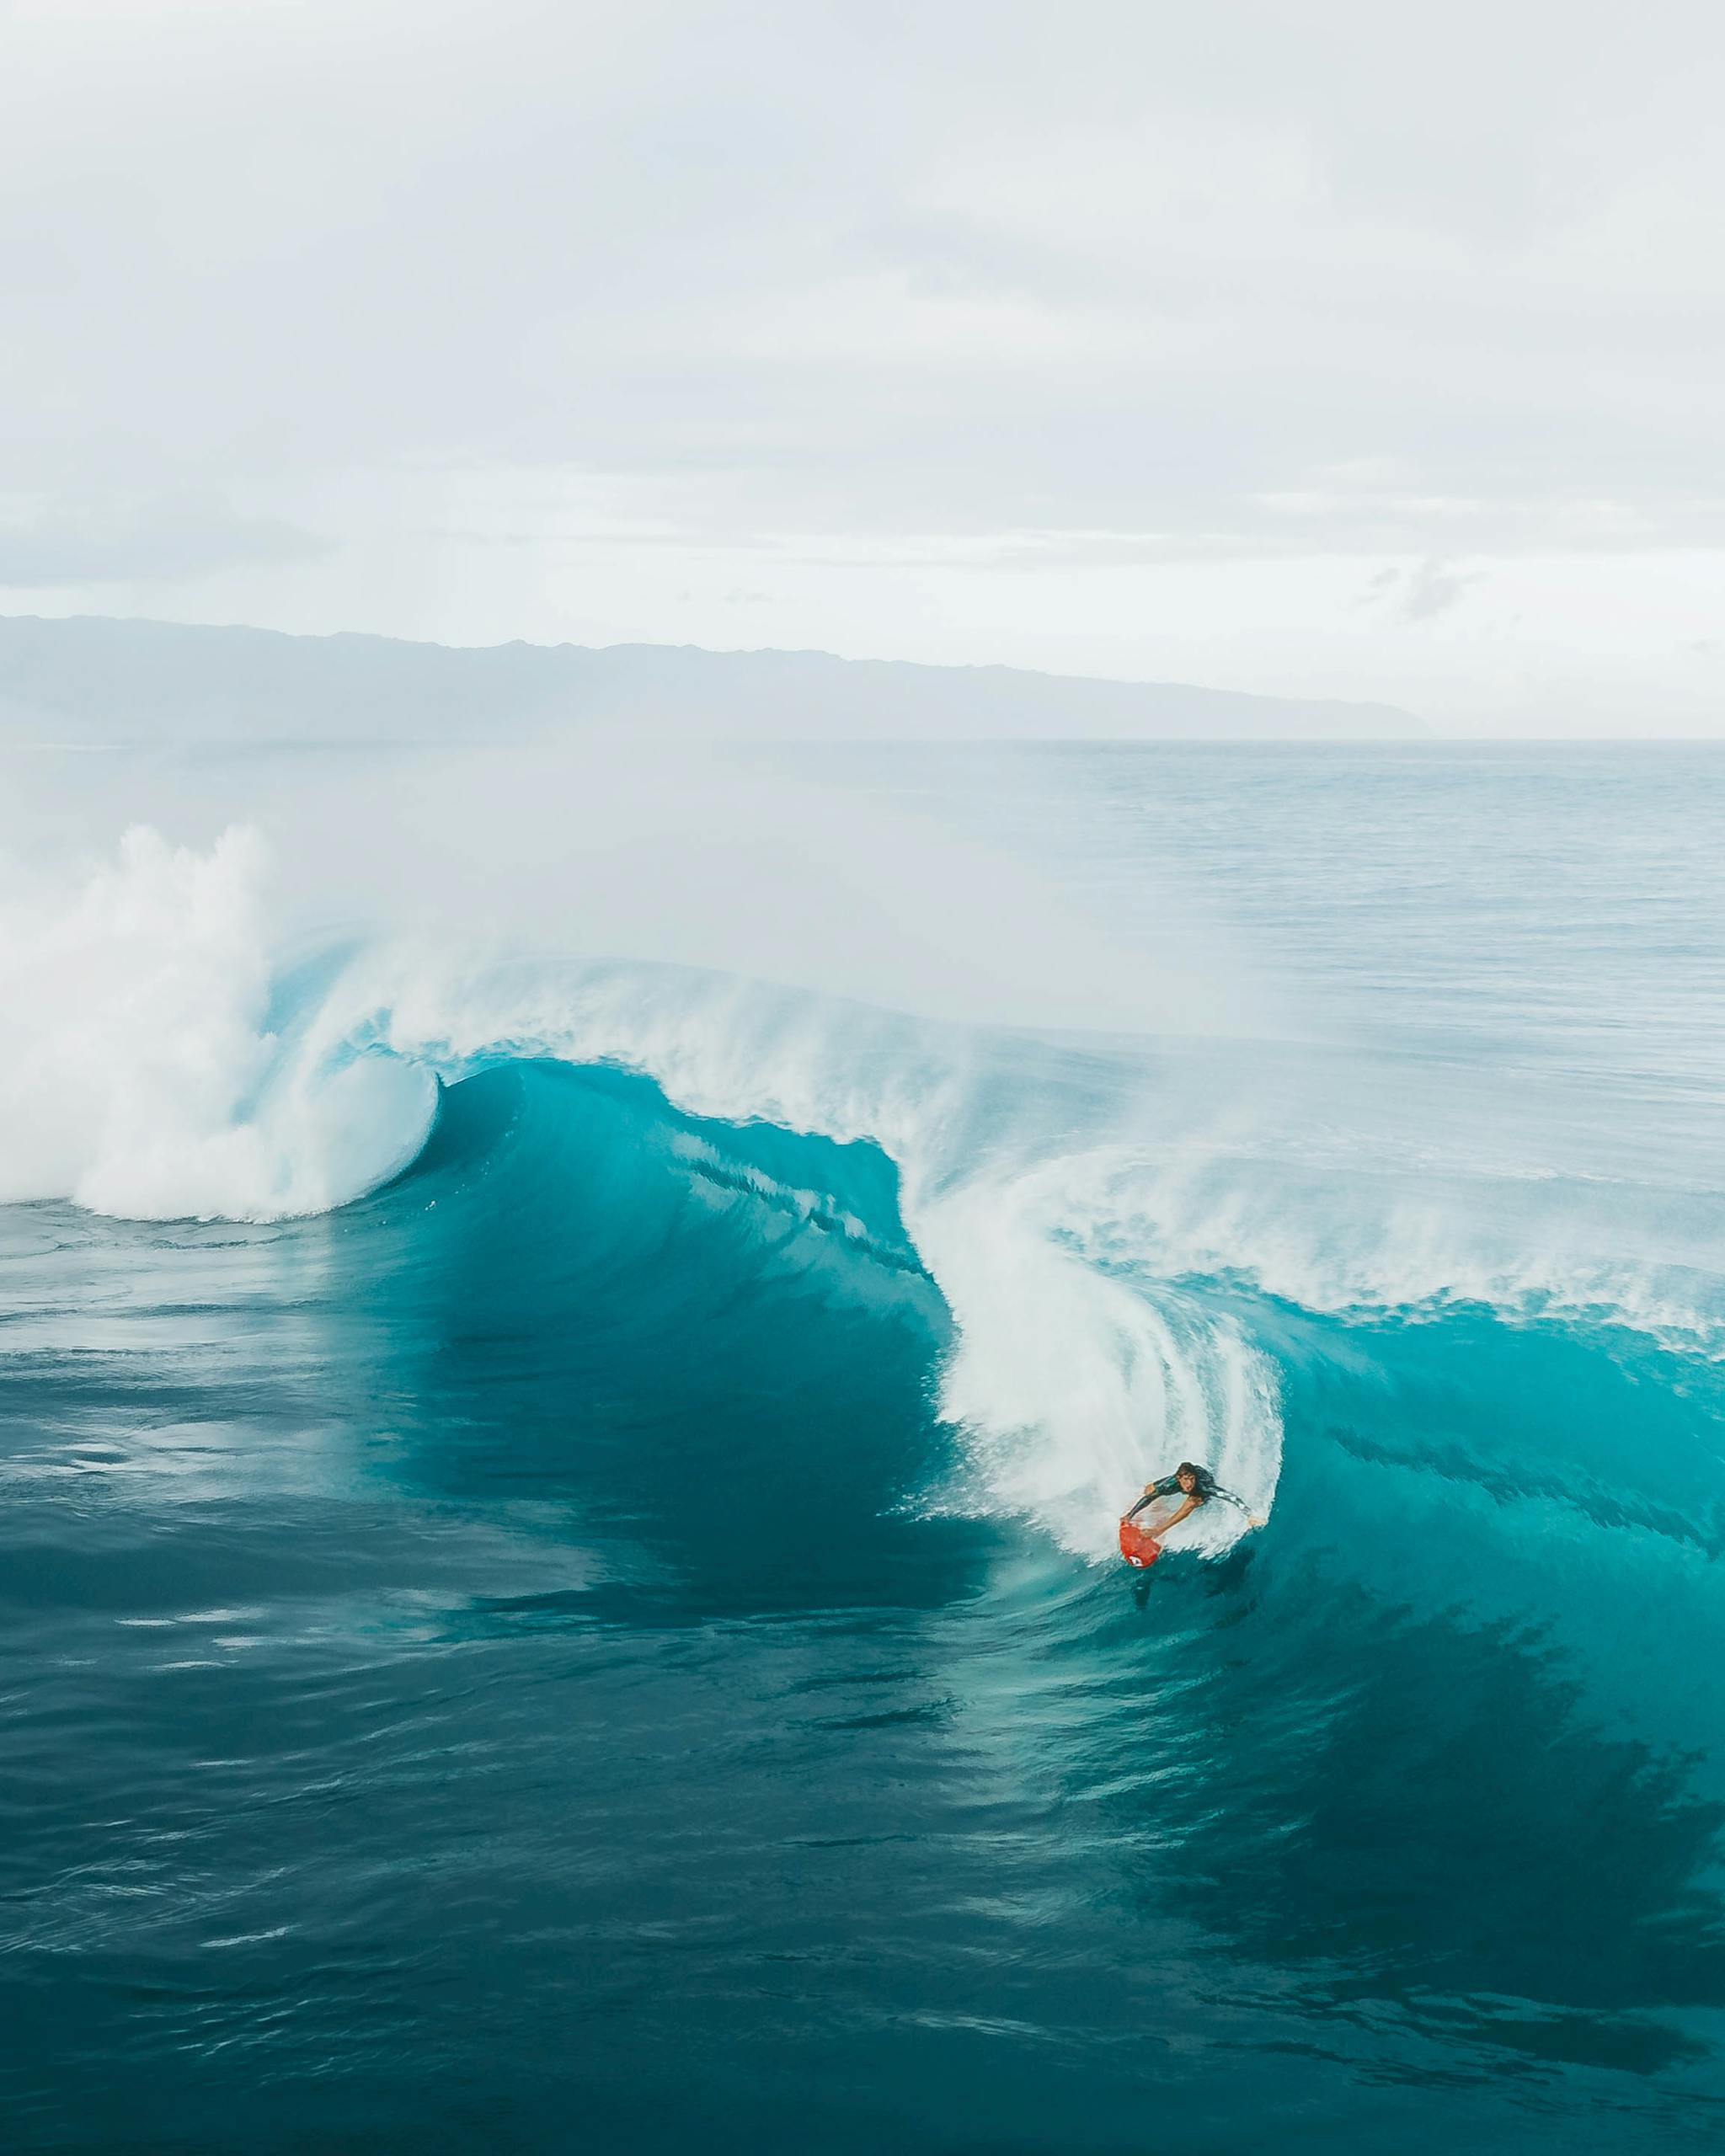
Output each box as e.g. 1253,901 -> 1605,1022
0,612 -> 1426,747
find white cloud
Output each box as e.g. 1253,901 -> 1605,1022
1387,559 -> 1487,625
2,0 -> 1722,728
0,496 -> 328,586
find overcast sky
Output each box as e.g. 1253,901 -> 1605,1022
3,0 -> 1723,732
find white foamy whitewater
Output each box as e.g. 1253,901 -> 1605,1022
4,738 -> 1723,1559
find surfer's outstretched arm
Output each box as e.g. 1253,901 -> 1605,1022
1212,1486 -> 1268,1529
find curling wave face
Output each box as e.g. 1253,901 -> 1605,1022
6,794 -> 1725,1565
0,822 -> 1290,1558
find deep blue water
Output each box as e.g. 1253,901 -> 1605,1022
3,744 -> 1723,2152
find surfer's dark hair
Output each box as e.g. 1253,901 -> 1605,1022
1176,1461 -> 1215,1489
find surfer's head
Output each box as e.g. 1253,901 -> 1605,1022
1175,1462 -> 1212,1497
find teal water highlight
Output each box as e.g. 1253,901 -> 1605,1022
3,744 -> 1724,2152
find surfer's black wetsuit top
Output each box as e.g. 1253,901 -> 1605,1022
1124,1471 -> 1250,1522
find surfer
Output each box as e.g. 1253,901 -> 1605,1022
1121,1461 -> 1258,1546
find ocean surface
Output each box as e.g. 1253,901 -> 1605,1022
3,739 -> 1722,2153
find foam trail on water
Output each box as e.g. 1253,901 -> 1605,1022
914,1174 -> 1280,1556
1043,1140 -> 1725,1354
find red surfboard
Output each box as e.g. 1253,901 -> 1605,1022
1119,1516 -> 1163,1568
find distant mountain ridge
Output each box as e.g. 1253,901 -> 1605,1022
0,613 -> 1429,743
